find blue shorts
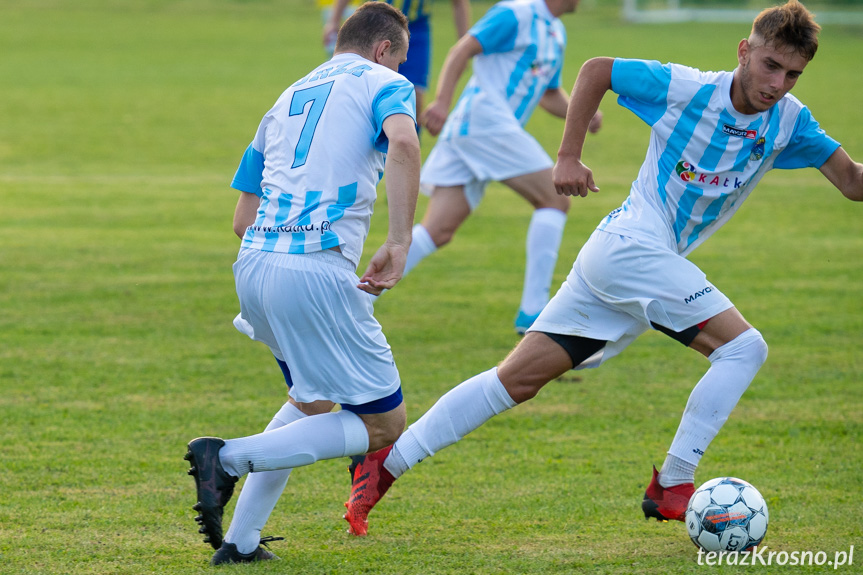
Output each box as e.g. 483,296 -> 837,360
400,17 -> 430,90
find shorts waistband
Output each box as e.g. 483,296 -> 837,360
239,247 -> 356,272
297,248 -> 356,272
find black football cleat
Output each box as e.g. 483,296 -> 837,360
210,536 -> 284,565
185,437 -> 238,549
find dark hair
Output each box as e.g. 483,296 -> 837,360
751,0 -> 820,61
336,1 -> 410,56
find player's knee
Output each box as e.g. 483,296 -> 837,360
502,376 -> 546,404
714,328 -> 768,370
427,226 -> 457,247
365,412 -> 407,452
545,194 -> 571,213
736,328 -> 768,368
748,331 -> 768,367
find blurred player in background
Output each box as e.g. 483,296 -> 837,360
319,0 -> 359,54
184,3 -> 420,564
378,0 -> 602,335
342,0 -> 862,535
324,0 -> 471,116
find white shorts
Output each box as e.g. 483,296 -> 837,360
232,248 -> 401,405
420,130 -> 553,211
529,230 -> 734,368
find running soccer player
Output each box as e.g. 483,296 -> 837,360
381,0 -> 602,334
324,0 -> 471,115
343,0 -> 862,535
184,2 -> 420,565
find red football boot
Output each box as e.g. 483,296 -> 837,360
642,465 -> 695,522
343,445 -> 396,536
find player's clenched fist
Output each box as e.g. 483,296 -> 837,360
552,156 -> 600,198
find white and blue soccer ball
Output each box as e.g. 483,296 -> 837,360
685,477 -> 768,552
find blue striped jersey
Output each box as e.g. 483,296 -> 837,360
599,59 -> 840,256
230,53 -> 416,268
440,0 -> 566,139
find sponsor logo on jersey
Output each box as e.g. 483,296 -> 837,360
250,220 -> 331,234
722,124 -> 757,139
674,161 -> 746,189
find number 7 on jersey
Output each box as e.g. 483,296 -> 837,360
289,81 -> 334,169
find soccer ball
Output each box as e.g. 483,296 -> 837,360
685,477 -> 768,552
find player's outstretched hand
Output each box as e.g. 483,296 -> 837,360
422,100 -> 449,137
357,242 -> 409,295
553,156 -> 599,198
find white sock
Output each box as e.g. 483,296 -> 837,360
404,223 -> 437,276
224,402 -> 305,554
665,328 -> 768,480
220,410 -> 369,477
384,368 -> 516,478
658,454 -> 697,488
520,208 -> 566,316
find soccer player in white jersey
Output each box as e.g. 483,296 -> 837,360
183,2 -> 421,565
374,0 -> 602,334
342,0 -> 862,535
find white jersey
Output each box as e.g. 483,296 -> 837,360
440,0 -> 565,139
230,53 -> 416,268
599,59 -> 840,256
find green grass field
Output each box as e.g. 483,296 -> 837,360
1,1 -> 861,573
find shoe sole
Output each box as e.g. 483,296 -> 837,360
211,546 -> 280,565
344,502 -> 369,536
185,438 -> 232,550
641,496 -> 670,522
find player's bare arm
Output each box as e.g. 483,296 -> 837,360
422,35 -> 483,136
451,0 -> 471,38
819,147 -> 863,202
538,87 -> 569,118
553,57 -> 614,197
323,0 -> 352,49
232,191 -> 259,239
358,112 -> 421,295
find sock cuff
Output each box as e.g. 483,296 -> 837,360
484,367 -> 517,411
272,402 -> 307,426
412,223 -> 437,253
336,409 -> 369,456
530,207 -> 567,228
708,327 -> 767,363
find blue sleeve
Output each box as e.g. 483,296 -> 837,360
612,58 -> 672,127
470,4 -> 519,54
372,78 -> 417,153
773,106 -> 840,170
231,144 -> 265,196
